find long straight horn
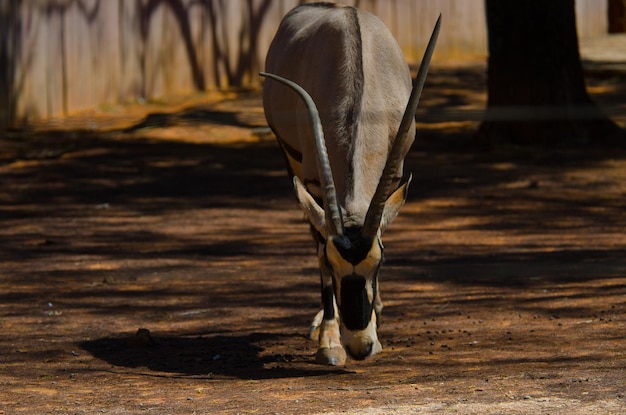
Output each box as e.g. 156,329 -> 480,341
361,14 -> 441,240
260,72 -> 344,236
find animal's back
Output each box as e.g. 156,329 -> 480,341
263,3 -> 412,219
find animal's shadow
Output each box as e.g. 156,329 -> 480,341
80,331 -> 349,380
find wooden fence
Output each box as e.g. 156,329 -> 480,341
0,0 -> 609,129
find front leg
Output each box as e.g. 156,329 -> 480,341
314,282 -> 346,365
310,252 -> 346,366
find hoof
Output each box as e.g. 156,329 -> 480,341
315,347 -> 347,366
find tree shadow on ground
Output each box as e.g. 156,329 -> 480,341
122,107 -> 259,132
2,66 -> 625,285
0,132 -> 291,217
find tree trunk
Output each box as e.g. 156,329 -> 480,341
609,0 -> 626,33
475,0 -> 624,147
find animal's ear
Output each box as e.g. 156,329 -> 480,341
294,176 -> 327,237
380,174 -> 412,234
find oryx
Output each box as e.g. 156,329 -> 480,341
261,3 -> 440,365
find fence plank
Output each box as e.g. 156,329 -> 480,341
162,2 -> 186,96
65,0 -> 92,115
145,2 -> 165,99
577,0 -> 608,37
119,0 -> 143,103
394,0 -> 414,59
201,1 -> 217,90
189,0 -> 208,91
0,0 -> 17,126
45,5 -> 65,118
257,0 -> 282,74
93,0 -> 120,108
15,4 -> 48,122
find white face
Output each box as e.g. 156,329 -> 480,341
324,232 -> 383,360
293,175 -> 411,360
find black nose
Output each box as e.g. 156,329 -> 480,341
345,342 -> 374,361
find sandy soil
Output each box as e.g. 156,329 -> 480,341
0,64 -> 625,414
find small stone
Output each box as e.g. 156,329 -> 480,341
126,328 -> 155,348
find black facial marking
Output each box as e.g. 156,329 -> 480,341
340,274 -> 373,331
331,226 -> 373,265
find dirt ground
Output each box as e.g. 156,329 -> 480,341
1,60 -> 625,414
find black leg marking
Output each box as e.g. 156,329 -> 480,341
322,283 -> 335,320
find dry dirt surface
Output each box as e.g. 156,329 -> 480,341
1,64 -> 625,414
